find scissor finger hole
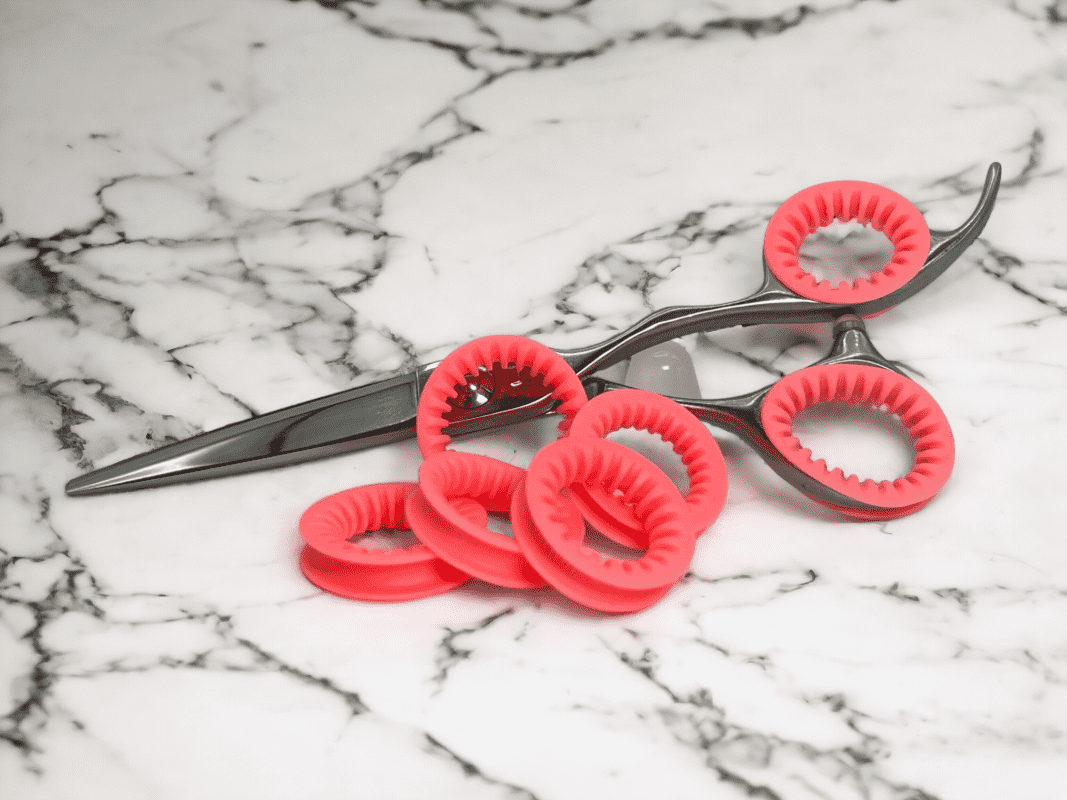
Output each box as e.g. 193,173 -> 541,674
789,401 -> 916,484
765,180 -> 931,305
761,364 -> 954,512
798,220 -> 897,287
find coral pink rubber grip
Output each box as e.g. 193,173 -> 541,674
299,483 -> 472,601
764,181 -> 931,304
512,438 -> 694,614
760,363 -> 954,516
407,451 -> 546,589
416,335 -> 587,458
566,389 -> 728,547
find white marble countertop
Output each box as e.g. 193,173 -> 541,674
2,1 -> 1066,798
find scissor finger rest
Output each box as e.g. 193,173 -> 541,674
299,482 -> 472,601
764,181 -> 931,305
417,335 -> 588,457
512,438 -> 695,614
760,363 -> 954,516
566,389 -> 729,547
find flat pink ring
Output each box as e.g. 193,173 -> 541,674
566,389 -> 728,547
299,482 -> 472,601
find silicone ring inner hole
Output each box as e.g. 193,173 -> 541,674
347,527 -> 422,552
606,428 -> 692,494
798,221 -> 896,286
581,521 -> 645,562
763,181 -> 930,306
485,512 -> 515,539
790,401 -> 916,482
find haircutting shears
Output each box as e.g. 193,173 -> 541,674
65,164 -> 1001,514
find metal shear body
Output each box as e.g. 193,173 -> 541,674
65,164 -> 1001,500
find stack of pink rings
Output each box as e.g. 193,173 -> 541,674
298,335 -> 729,614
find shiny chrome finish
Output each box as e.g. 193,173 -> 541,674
64,164 -> 1000,496
557,162 -> 1001,378
65,370 -> 428,496
584,313 -> 904,513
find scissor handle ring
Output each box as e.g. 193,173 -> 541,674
512,438 -> 695,614
407,451 -> 546,589
566,389 -> 728,547
417,335 -> 587,458
760,363 -> 954,515
764,181 -> 931,304
299,482 -> 471,601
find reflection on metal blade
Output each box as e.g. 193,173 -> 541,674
64,372 -> 421,495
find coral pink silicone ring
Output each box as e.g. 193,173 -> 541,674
299,483 -> 472,601
566,389 -> 729,547
760,363 -> 954,515
764,181 -> 931,304
512,438 -> 694,614
416,335 -> 587,458
407,451 -> 547,589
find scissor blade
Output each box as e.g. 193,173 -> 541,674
64,370 -> 425,496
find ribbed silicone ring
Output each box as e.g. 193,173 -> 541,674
760,363 -> 954,512
299,483 -> 472,601
566,389 -> 729,547
764,181 -> 931,304
407,451 -> 546,589
417,335 -> 587,458
512,438 -> 694,614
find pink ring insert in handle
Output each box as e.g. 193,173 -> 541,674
763,180 -> 931,306
760,362 -> 955,520
416,335 -> 589,458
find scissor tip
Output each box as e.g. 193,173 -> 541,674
63,459 -> 179,496
65,473 -> 119,497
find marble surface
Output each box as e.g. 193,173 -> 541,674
2,0 -> 1067,797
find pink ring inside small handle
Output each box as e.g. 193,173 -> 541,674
760,363 -> 954,514
763,181 -> 931,305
